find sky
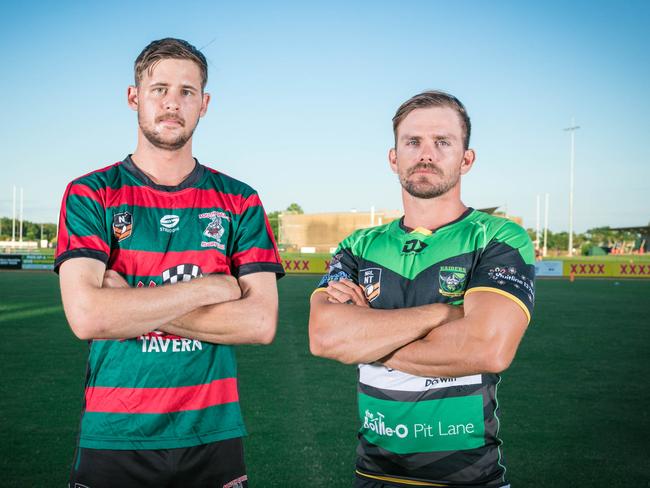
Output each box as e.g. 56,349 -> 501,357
1,0 -> 648,232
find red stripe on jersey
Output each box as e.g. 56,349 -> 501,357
102,185 -> 249,211
85,377 -> 239,414
74,161 -> 122,180
69,235 -> 110,255
231,247 -> 280,268
240,193 -> 262,212
69,183 -> 106,205
109,249 -> 231,276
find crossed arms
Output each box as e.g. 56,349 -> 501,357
59,257 -> 278,344
309,279 -> 529,377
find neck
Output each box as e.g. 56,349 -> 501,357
401,186 -> 467,230
131,133 -> 196,186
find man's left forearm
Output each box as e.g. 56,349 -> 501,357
383,292 -> 529,378
160,295 -> 277,345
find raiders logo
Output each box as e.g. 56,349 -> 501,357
112,211 -> 133,241
438,266 -> 468,297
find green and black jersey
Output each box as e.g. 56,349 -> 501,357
314,209 -> 535,487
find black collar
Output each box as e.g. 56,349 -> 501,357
398,207 -> 474,233
122,154 -> 205,192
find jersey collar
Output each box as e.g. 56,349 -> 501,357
122,154 -> 205,192
397,207 -> 474,234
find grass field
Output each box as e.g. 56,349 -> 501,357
0,272 -> 649,487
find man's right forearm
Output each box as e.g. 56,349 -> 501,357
308,293 -> 458,364
60,260 -> 240,340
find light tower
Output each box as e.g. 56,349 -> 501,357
564,119 -> 580,256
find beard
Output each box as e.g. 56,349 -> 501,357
138,112 -> 197,151
399,162 -> 460,199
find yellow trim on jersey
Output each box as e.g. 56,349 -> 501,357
310,287 -> 328,299
356,470 -> 448,486
410,226 -> 433,236
464,286 -> 531,323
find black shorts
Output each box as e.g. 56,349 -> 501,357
69,437 -> 247,488
355,476 -> 511,488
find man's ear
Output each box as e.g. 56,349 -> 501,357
460,148 -> 476,175
199,92 -> 211,117
388,147 -> 398,174
127,85 -> 138,111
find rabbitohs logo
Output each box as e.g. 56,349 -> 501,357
438,266 -> 468,297
199,210 -> 230,250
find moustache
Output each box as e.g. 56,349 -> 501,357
407,163 -> 442,177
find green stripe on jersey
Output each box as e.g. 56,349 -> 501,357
88,340 -> 237,388
339,211 -> 534,280
80,402 -> 246,450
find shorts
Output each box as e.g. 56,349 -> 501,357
355,472 -> 511,488
69,436 -> 247,488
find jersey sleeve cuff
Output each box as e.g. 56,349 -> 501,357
54,249 -> 109,274
236,262 -> 285,279
310,287 -> 328,299
464,286 -> 532,324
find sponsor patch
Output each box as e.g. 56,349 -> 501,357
487,265 -> 534,302
360,267 -> 382,302
402,239 -> 428,254
359,363 -> 482,392
439,266 -> 467,297
112,211 -> 133,241
160,214 -> 180,233
161,264 -> 203,284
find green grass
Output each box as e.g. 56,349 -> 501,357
0,272 -> 648,486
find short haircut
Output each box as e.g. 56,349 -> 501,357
392,90 -> 471,150
134,38 -> 208,90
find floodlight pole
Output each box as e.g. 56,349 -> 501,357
564,119 -> 580,256
535,194 -> 541,250
543,193 -> 549,257
19,187 -> 24,243
12,185 -> 16,242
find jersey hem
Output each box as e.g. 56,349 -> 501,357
356,469 -> 448,486
464,286 -> 531,323
78,425 -> 246,450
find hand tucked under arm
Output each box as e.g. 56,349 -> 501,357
382,291 -> 528,378
159,272 -> 279,345
59,258 -> 240,340
309,280 -> 462,365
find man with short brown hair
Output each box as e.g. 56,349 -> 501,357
57,37 -> 283,487
310,90 -> 535,487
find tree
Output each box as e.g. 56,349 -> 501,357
285,202 -> 303,214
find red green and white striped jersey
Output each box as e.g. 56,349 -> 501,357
55,155 -> 284,450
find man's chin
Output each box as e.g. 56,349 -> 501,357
402,182 -> 450,199
143,133 -> 191,151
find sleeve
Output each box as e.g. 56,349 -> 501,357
465,222 -> 536,323
230,192 -> 285,279
313,243 -> 359,295
54,181 -> 111,274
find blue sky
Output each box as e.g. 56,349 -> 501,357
1,0 -> 648,232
